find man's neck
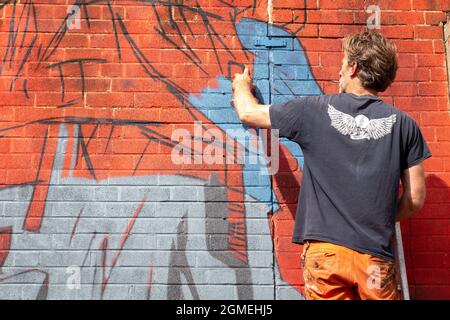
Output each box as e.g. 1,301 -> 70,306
345,83 -> 378,97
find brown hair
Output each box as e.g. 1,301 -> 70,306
343,30 -> 398,92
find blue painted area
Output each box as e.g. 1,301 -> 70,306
188,19 -> 323,212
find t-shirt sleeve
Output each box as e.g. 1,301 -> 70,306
269,98 -> 308,141
401,117 -> 432,171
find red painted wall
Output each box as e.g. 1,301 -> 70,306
271,0 -> 450,299
0,0 -> 449,299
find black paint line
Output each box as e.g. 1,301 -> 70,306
10,35 -> 37,92
154,27 -> 208,76
0,0 -> 13,10
2,0 -> 16,70
31,0 -> 38,32
79,60 -> 85,98
141,130 -> 179,150
150,0 -> 166,35
0,180 -> 45,191
132,139 -> 151,176
86,123 -> 99,148
77,125 -> 97,180
116,12 -> 198,113
140,128 -> 201,161
0,116 -> 165,135
56,99 -> 77,109
78,0 -> 91,29
35,44 -> 42,62
81,232 -> 97,268
38,13 -> 70,64
23,78 -> 29,99
140,125 -> 203,156
19,0 -> 32,50
176,0 -> 195,37
166,2 -> 203,65
47,58 -> 107,68
70,207 -> 85,245
56,64 -> 65,102
47,58 -> 106,100
103,123 -> 115,154
9,0 -> 27,68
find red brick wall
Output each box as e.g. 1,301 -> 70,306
0,0 -> 449,300
272,0 -> 450,300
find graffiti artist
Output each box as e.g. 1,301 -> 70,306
231,30 -> 432,300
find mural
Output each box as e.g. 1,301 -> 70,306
9,0 -> 450,299
0,0 -> 320,299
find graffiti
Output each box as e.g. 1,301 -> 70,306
0,0 -> 325,299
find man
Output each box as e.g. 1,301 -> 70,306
231,30 -> 432,300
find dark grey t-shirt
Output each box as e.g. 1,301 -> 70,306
269,93 -> 432,261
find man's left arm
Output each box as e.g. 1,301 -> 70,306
232,67 -> 271,128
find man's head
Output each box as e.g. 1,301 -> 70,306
339,30 -> 398,94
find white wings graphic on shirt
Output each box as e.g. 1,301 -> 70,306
327,104 -> 397,140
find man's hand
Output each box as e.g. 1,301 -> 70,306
396,162 -> 427,221
232,66 -> 254,92
231,65 -> 271,129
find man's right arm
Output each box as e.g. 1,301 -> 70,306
396,162 -> 427,221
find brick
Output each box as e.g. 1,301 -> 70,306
383,82 -> 417,97
395,40 -> 434,53
411,219 -> 449,235
413,269 -> 450,284
395,68 -> 430,82
423,158 -> 444,171
86,92 -> 134,108
413,286 -> 450,300
424,11 -> 448,25
433,40 -> 445,54
397,54 -> 417,68
273,0 -> 317,9
318,0 -> 365,9
382,11 -> 425,25
272,10 -> 293,23
395,96 -> 442,112
417,54 -> 446,67
414,26 -> 444,39
418,82 -> 449,96
430,68 -> 448,81
306,10 -> 355,24
436,127 -> 450,141
380,25 -> 415,39
412,0 -> 450,11
411,253 -> 446,268
319,24 -> 363,38
367,0 -> 412,10
428,142 -> 450,156
301,38 -> 343,52
422,112 -> 450,126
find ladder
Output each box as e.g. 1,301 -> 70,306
394,222 -> 410,300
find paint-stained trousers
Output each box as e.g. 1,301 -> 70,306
301,241 -> 401,300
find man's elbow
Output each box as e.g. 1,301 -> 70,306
239,112 -> 252,126
409,199 -> 424,213
409,191 -> 426,213
240,111 -> 260,128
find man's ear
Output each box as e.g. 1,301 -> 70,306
350,62 -> 358,77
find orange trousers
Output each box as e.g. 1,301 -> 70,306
301,241 -> 401,300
